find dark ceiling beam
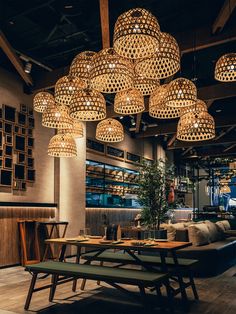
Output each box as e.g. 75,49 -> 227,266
99,0 -> 110,48
167,134 -> 177,147
0,30 -> 33,86
135,113 -> 142,134
168,133 -> 236,149
198,81 -> 236,102
214,125 -> 235,140
137,115 -> 236,138
212,0 -> 236,34
184,148 -> 236,158
179,24 -> 236,54
181,146 -> 193,156
223,143 -> 236,152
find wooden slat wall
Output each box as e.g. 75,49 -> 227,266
86,208 -> 140,235
0,207 -> 57,267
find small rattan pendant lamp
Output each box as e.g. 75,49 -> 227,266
215,53 -> 236,82
90,48 -> 134,93
61,120 -> 84,138
177,99 -> 215,141
55,75 -> 86,106
135,32 -> 180,80
180,99 -> 208,116
69,51 -> 96,84
149,84 -> 182,119
134,73 -> 160,96
69,88 -> 106,121
42,103 -> 73,129
33,92 -> 55,113
48,133 -> 77,157
96,118 -> 124,142
166,77 -> 197,108
114,88 -> 144,115
113,8 -> 160,59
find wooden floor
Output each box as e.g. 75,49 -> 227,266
0,263 -> 236,314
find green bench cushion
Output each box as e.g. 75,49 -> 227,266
26,261 -> 167,286
82,251 -> 198,267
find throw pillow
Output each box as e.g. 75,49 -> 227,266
221,220 -> 231,230
204,220 -> 221,242
161,222 -> 185,241
188,223 -> 210,246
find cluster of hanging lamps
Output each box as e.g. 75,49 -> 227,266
33,91 -> 54,113
177,99 -> 215,141
96,118 -> 124,142
114,88 -> 144,115
215,53 -> 236,82
149,84 -> 181,119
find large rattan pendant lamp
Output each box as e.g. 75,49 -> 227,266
149,84 -> 182,119
96,118 -> 124,142
177,109 -> 215,141
113,8 -> 160,59
90,48 -> 134,93
55,75 -> 86,106
69,51 -> 96,84
33,92 -> 55,113
215,53 -> 236,82
166,77 -> 197,108
61,120 -> 84,138
42,103 -> 73,129
134,73 -> 160,96
114,88 -> 144,115
135,32 -> 180,79
69,88 -> 106,121
180,99 -> 208,116
48,133 -> 77,157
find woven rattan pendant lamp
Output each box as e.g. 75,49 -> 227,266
96,118 -> 124,142
113,8 -> 160,59
180,99 -> 208,116
166,78 -> 197,108
61,120 -> 84,138
215,53 -> 236,82
90,48 -> 134,93
149,84 -> 181,119
33,92 -> 55,113
114,88 -> 144,115
177,110 -> 215,141
134,73 -> 160,96
69,51 -> 96,84
48,133 -> 77,157
69,88 -> 106,121
42,103 -> 73,129
55,75 -> 86,106
135,32 -> 180,79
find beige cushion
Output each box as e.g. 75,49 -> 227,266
161,223 -> 185,241
221,220 -> 231,231
204,221 -> 220,242
215,221 -> 225,233
188,223 -> 210,246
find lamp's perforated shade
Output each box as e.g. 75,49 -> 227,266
60,121 -> 84,138
69,51 -> 96,84
96,118 -> 124,142
114,88 -> 144,115
166,78 -> 197,108
134,74 -> 160,96
42,104 -> 73,129
215,53 -> 236,82
177,111 -> 215,141
149,84 -> 181,119
70,88 -> 106,121
113,8 -> 160,59
55,75 -> 86,106
33,92 -> 55,113
48,134 -> 77,157
220,185 -> 231,194
181,99 -> 208,116
90,48 -> 134,93
135,32 -> 180,79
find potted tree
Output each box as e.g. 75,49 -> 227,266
137,159 -> 174,239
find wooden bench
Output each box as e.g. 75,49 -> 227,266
24,261 -> 172,311
82,251 -> 199,300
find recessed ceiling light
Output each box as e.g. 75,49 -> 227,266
155,134 -> 158,137
216,109 -> 222,113
64,5 -> 73,9
119,116 -> 123,120
9,21 -> 14,25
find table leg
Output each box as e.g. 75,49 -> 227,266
72,246 -> 81,292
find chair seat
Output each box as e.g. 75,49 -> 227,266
26,261 -> 167,286
82,251 -> 198,267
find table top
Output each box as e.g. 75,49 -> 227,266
46,237 -> 191,251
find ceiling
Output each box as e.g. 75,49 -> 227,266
0,0 -> 236,162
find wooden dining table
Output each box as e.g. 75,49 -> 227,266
45,237 -> 192,303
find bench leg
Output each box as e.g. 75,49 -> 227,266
189,272 -> 199,300
164,279 -> 175,313
139,286 -> 149,308
24,273 -> 38,310
97,261 -> 104,285
49,274 -> 58,302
